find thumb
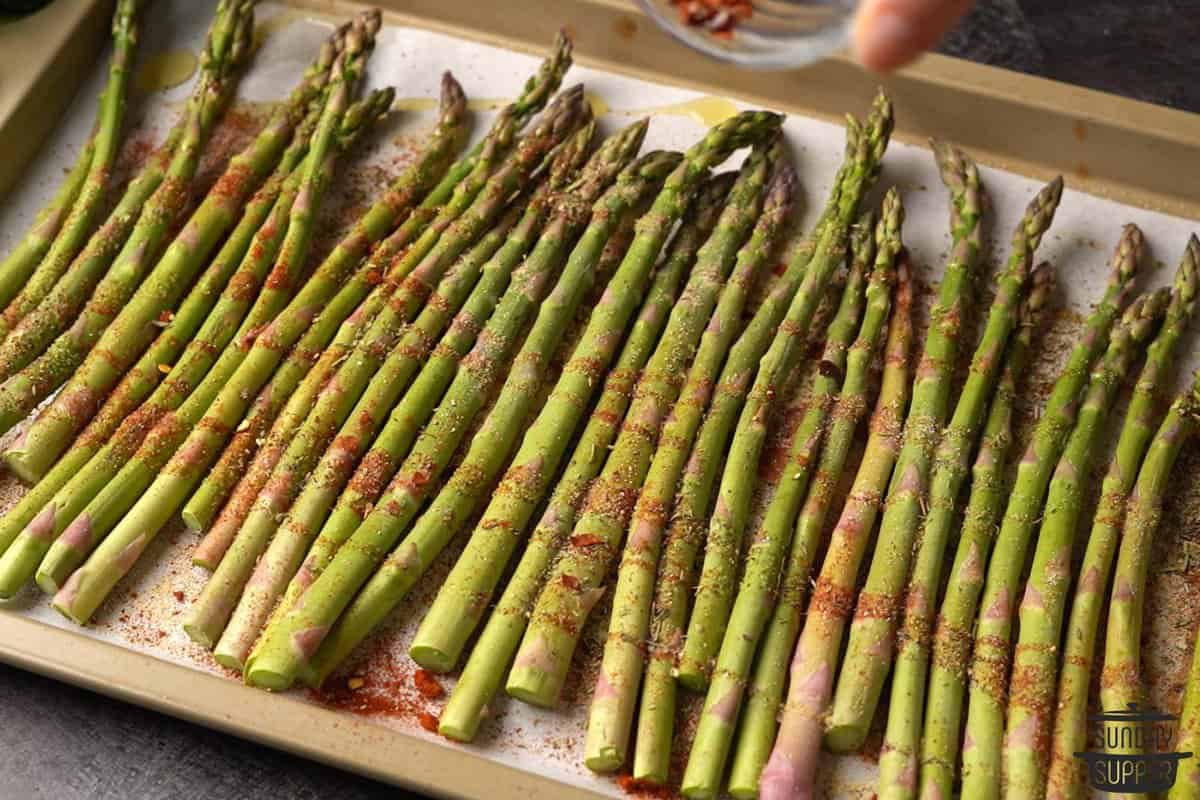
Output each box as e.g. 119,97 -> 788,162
852,0 -> 974,72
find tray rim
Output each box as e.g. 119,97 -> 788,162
3,1 -> 1200,799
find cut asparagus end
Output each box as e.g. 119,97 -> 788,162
180,507 -> 207,534
583,748 -> 624,774
3,449 -> 45,485
823,719 -> 870,753
408,643 -> 456,674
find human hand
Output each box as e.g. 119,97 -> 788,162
852,0 -> 975,72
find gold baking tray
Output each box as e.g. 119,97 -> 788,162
0,0 -> 112,198
2,2 -> 1200,799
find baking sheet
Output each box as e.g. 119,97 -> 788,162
1,1 -> 1199,798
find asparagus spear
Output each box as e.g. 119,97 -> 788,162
727,196 -> 898,797
266,156 -> 664,637
0,138 -> 94,309
681,202 -> 884,798
1170,523 -> 1200,800
246,112 -> 782,692
1047,238 -> 1200,800
1101,360 -> 1200,749
2,68 -> 466,486
918,283 -> 1045,800
1107,386 -> 1200,767
417,140 -> 779,688
0,0 -> 141,316
0,90 -> 391,596
757,254 -> 914,800
633,114 -> 890,778
871,179 -> 1064,796
189,122 -> 607,660
503,161 -> 776,717
1002,289 -> 1170,796
960,225 -> 1144,799
301,170 -> 740,692
0,1 -> 254,390
438,172 -> 743,743
825,147 -> 993,753
678,95 -> 893,690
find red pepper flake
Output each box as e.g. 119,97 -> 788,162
412,669 -> 445,700
157,309 -> 174,323
364,269 -> 384,286
417,711 -> 439,733
561,574 -> 582,590
670,0 -> 752,34
173,590 -> 184,603
410,469 -> 431,489
570,533 -> 604,548
616,774 -> 674,798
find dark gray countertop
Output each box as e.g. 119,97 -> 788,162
2,2 -> 1198,798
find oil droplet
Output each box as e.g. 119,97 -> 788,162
135,49 -> 198,93
467,98 -> 508,111
392,98 -> 438,113
626,96 -> 739,127
585,91 -> 610,117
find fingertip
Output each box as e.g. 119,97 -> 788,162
852,9 -> 917,72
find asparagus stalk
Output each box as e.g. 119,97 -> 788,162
1046,238 -> 1200,800
0,91 -> 390,595
1170,527 -> 1200,800
680,202 -> 885,798
1100,365 -> 1200,747
727,196 -> 899,797
757,254 -> 914,800
190,122 -> 607,660
246,112 -> 782,692
918,284 -> 1045,800
302,169 -> 740,692
417,141 -> 780,689
1107,387 -> 1200,766
438,173 -> 746,744
825,146 -> 992,752
0,138 -> 94,309
0,1 -> 254,389
42,24 -> 385,622
632,121 -> 887,781
504,158 -> 776,718
0,0 -> 141,316
959,224 -> 1145,799
268,159 -> 656,638
679,94 -> 894,690
1002,289 -> 1170,796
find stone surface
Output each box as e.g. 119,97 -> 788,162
3,1 -> 1199,798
